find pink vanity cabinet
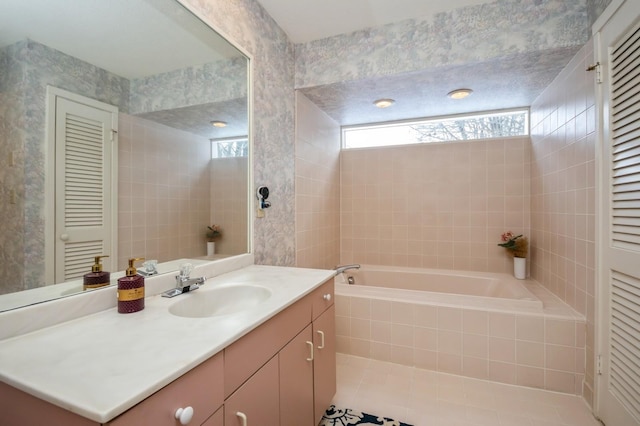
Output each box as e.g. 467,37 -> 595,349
0,381 -> 97,426
107,352 -> 224,426
312,303 -> 336,423
0,279 -> 335,426
0,352 -> 224,426
224,279 -> 336,426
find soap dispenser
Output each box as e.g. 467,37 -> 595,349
117,257 -> 145,314
83,255 -> 110,291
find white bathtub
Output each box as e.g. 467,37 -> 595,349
333,265 -> 587,392
335,265 -> 543,313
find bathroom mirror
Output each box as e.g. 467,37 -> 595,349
0,0 -> 250,311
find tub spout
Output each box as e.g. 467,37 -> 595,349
334,264 -> 361,275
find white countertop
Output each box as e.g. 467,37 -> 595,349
0,265 -> 335,423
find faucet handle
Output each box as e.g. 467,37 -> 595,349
179,262 -> 193,277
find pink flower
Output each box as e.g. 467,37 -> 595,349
501,231 -> 514,242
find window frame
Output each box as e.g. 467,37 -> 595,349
341,108 -> 530,150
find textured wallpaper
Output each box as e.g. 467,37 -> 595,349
0,48 -> 25,294
182,0 -> 297,266
587,0 -> 613,26
295,0 -> 589,89
0,40 -> 130,293
130,57 -> 247,114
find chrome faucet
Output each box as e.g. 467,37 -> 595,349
161,263 -> 205,298
334,264 -> 361,275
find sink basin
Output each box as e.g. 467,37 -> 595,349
168,284 -> 272,318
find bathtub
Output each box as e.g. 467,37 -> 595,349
335,265 -> 543,313
333,264 -> 587,394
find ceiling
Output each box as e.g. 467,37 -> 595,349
256,0 -> 585,126
0,0 -> 241,79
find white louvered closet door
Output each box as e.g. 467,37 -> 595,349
596,1 -> 640,425
54,95 -> 116,283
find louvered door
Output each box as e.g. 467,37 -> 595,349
53,92 -> 117,283
596,1 -> 640,425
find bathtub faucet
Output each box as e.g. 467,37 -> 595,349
334,264 -> 361,275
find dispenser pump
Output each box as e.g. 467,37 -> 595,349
84,254 -> 111,291
91,255 -> 109,272
126,257 -> 145,276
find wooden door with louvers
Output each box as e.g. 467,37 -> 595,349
53,92 -> 117,283
595,1 -> 640,425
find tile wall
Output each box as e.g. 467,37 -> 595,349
335,288 -> 587,395
117,113 -> 211,270
294,93 -> 341,269
210,157 -> 249,256
529,41 -> 597,404
340,137 -> 531,273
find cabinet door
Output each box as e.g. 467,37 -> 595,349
107,353 -> 223,426
224,296 -> 311,398
201,406 -> 223,426
311,280 -> 334,320
313,304 -> 336,424
0,381 -> 97,426
279,325 -> 314,426
225,356 -> 279,426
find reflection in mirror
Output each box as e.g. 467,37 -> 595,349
0,0 -> 250,311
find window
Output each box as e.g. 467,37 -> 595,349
342,109 -> 529,149
211,138 -> 248,158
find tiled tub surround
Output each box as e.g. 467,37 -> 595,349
295,92 -> 341,270
340,137 -> 531,274
335,269 -> 586,395
118,113 -> 211,271
529,39 -> 597,405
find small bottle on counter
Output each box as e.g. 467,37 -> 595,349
83,255 -> 110,291
117,257 -> 145,314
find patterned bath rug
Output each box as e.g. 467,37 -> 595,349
319,405 -> 414,426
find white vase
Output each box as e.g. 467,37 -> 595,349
207,241 -> 215,256
513,257 -> 526,279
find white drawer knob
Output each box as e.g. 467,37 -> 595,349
323,293 -> 332,301
237,411 -> 248,426
175,406 -> 194,425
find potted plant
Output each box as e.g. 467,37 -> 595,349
498,231 -> 528,279
206,225 -> 222,256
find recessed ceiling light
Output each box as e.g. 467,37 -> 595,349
447,89 -> 473,100
373,98 -> 395,108
210,120 -> 227,127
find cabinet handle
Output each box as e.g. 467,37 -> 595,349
237,411 -> 248,426
323,293 -> 332,301
174,406 -> 194,425
306,340 -> 314,361
317,330 -> 325,349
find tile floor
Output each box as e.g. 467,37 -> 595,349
332,353 -> 602,426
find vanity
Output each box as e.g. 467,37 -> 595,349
0,0 -> 337,423
0,261 -> 336,425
